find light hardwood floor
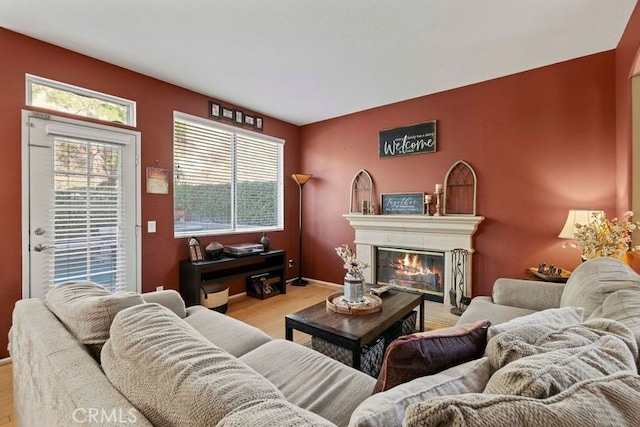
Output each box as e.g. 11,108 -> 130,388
0,282 -> 456,426
0,361 -> 14,427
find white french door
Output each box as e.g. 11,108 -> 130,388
22,111 -> 140,297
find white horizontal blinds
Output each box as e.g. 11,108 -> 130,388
174,119 -> 233,235
173,112 -> 285,237
52,137 -> 126,292
236,133 -> 282,231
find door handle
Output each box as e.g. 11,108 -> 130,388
33,244 -> 55,252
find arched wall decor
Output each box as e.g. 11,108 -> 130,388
444,160 -> 477,215
350,169 -> 375,214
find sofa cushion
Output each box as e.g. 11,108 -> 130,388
102,303 -> 285,427
486,306 -> 584,341
374,320 -> 490,393
44,281 -> 144,345
184,305 -> 272,357
217,399 -> 336,427
560,257 -> 640,318
141,289 -> 186,318
486,318 -> 638,370
484,334 -> 637,398
403,371 -> 640,427
349,357 -> 492,427
240,339 -> 375,427
456,296 -> 537,326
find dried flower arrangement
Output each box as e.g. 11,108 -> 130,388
335,244 -> 369,277
573,211 -> 640,260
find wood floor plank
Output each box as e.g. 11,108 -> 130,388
227,282 -> 338,344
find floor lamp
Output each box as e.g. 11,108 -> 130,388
291,173 -> 313,286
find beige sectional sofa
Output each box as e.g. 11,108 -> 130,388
9,257 -> 640,426
10,286 -> 374,427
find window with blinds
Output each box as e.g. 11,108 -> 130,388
53,137 -> 127,292
173,112 -> 284,237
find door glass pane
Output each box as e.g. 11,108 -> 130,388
53,137 -> 125,292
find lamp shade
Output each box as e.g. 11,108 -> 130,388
291,173 -> 313,185
558,210 -> 604,239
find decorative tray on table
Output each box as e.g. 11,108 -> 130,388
326,292 -> 383,315
527,267 -> 571,283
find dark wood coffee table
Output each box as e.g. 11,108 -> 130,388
285,290 -> 424,370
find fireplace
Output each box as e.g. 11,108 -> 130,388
344,214 -> 484,308
376,248 -> 445,302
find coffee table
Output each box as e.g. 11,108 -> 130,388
285,290 -> 424,371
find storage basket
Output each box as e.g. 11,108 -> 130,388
200,282 -> 229,313
311,336 -> 385,378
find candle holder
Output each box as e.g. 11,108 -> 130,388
424,195 -> 432,216
434,188 -> 443,216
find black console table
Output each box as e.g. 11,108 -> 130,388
179,250 -> 286,306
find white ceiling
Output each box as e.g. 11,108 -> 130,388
0,0 -> 637,125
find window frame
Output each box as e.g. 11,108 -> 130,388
173,111 -> 285,238
26,74 -> 137,126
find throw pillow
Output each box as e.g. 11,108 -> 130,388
484,334 -> 637,398
486,318 -> 638,370
486,306 -> 584,341
403,371 -> 640,427
374,320 -> 490,393
349,357 -> 492,427
44,281 -> 144,344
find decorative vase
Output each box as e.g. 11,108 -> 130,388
343,273 -> 364,303
260,232 -> 270,251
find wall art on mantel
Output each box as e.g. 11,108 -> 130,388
379,120 -> 436,158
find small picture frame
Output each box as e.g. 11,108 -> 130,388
146,166 -> 169,194
244,114 -> 255,126
255,117 -> 263,131
222,107 -> 234,121
234,110 -> 244,124
188,236 -> 205,262
209,101 -> 221,118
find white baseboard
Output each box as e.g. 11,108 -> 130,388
228,292 -> 247,302
0,357 -> 12,366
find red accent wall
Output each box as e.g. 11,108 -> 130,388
300,52 -> 618,294
0,28 -> 301,358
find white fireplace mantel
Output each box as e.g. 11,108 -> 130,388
343,214 -> 484,307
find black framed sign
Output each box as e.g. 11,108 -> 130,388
381,193 -> 425,215
379,121 -> 436,158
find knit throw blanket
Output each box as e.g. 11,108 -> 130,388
403,319 -> 640,426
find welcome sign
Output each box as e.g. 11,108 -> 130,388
378,121 -> 437,158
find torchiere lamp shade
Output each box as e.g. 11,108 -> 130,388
292,173 -> 313,186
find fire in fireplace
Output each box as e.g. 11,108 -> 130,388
376,247 -> 445,302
